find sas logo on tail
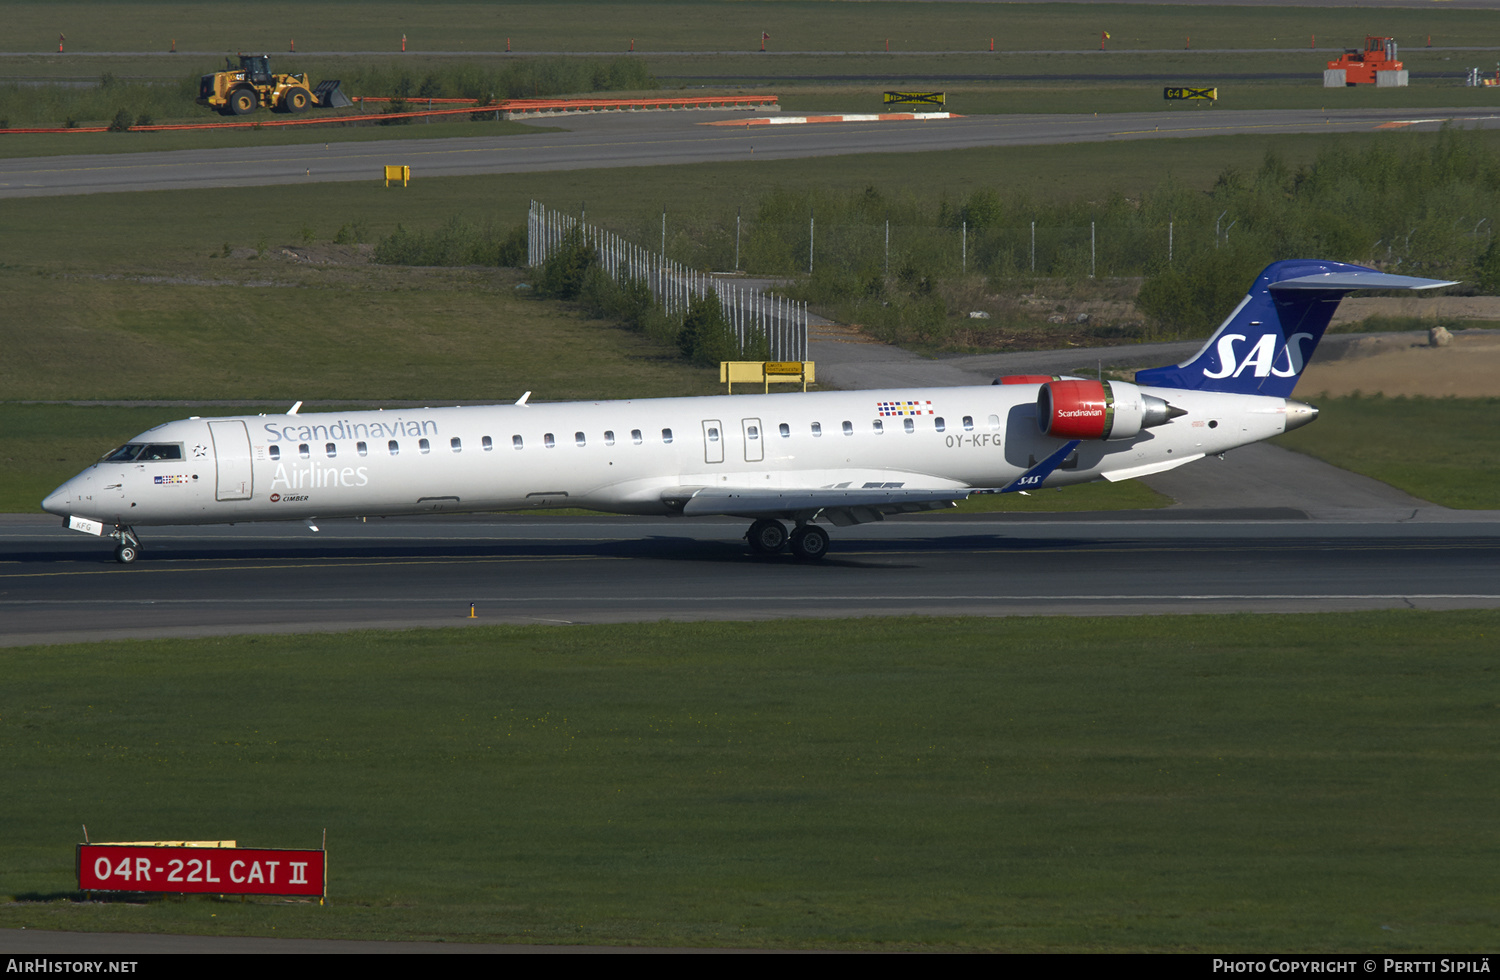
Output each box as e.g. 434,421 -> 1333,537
1202,332 -> 1315,380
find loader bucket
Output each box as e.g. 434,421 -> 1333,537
313,80 -> 353,109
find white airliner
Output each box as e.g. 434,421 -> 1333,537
42,260 -> 1452,563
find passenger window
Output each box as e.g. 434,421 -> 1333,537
512,435 -> 523,450
325,443 -> 336,458
662,428 -> 673,444
451,437 -> 462,453
419,438 -> 431,454
747,426 -> 759,441
357,441 -> 368,457
873,420 -> 884,434
963,416 -> 974,432
389,440 -> 399,456
779,423 -> 790,438
482,436 -> 493,452
811,422 -> 822,437
299,444 -> 310,459
269,446 -> 280,461
708,427 -> 720,442
632,429 -> 643,445
904,418 -> 915,434
989,415 -> 1001,431
842,421 -> 853,436
935,417 -> 946,433
575,431 -> 586,447
604,430 -> 615,446
544,433 -> 555,449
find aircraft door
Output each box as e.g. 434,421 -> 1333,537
208,420 -> 254,501
741,418 -> 763,463
702,420 -> 724,464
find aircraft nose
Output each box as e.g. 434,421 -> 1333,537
41,476 -> 79,516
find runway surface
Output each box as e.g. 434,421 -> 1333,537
5,511 -> 1500,646
4,106 -> 1499,198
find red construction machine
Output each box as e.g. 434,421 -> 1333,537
1326,37 -> 1405,86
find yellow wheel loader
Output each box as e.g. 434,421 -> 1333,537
197,54 -> 352,116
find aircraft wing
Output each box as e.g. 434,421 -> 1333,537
674,487 -> 967,526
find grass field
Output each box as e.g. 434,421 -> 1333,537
10,130 -> 1493,275
1274,395 -> 1500,510
4,2 -> 1491,56
1,614 -> 1496,950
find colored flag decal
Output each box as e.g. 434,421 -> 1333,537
876,400 -> 934,417
154,474 -> 190,484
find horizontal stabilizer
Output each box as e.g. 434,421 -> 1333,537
1270,271 -> 1458,291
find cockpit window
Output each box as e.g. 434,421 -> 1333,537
103,443 -> 183,462
102,444 -> 144,462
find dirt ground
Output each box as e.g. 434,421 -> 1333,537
1301,329 -> 1500,398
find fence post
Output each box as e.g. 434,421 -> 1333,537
808,210 -> 814,275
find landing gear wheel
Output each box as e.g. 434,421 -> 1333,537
114,543 -> 138,564
789,525 -> 829,562
746,519 -> 789,555
228,88 -> 258,115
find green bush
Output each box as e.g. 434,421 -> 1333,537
534,227 -> 595,299
372,218 -> 527,267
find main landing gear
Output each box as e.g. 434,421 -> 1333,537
745,519 -> 829,561
109,525 -> 141,564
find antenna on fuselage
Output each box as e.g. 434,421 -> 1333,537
287,401 -> 303,415
515,391 -> 531,406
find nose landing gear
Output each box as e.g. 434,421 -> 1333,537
110,525 -> 141,564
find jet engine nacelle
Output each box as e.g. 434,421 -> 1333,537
1037,379 -> 1184,441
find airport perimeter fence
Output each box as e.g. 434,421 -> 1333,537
528,201 -> 808,362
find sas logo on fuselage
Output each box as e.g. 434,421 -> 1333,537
1202,332 -> 1315,380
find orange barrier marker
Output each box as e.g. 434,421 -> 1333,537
989,38 -> 994,52
401,34 -> 406,52
58,33 -> 65,53
289,38 -> 295,52
629,38 -> 634,52
170,39 -> 175,53
506,37 -> 511,52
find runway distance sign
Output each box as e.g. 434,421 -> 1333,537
1164,87 -> 1218,101
78,844 -> 326,897
883,91 -> 944,107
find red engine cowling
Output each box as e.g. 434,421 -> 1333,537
1037,379 -> 1183,441
993,374 -> 1061,386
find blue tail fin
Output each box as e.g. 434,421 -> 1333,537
1135,259 -> 1456,397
